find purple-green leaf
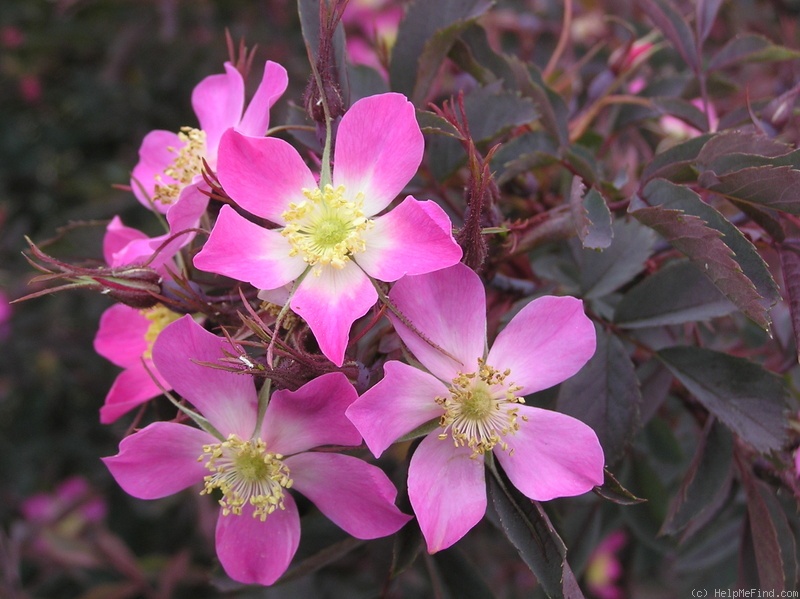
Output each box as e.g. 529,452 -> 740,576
558,326 -> 642,464
660,419 -> 734,537
615,259 -> 736,328
568,178 -> 613,250
709,33 -> 800,71
699,165 -> 800,215
658,346 -> 789,453
640,0 -> 700,73
390,0 -> 493,105
635,179 -> 779,329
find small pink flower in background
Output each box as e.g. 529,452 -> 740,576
0,290 -> 11,341
194,92 -> 462,366
342,0 -> 402,74
585,530 -> 627,599
347,263 -> 604,552
21,476 -> 107,569
131,60 -> 288,214
104,315 -> 411,586
1,25 -> 25,49
660,97 -> 718,139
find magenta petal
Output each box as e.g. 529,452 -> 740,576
333,93 -> 423,216
408,433 -> 487,553
262,372 -> 361,455
357,197 -> 462,282
193,205 -> 306,290
238,61 -> 288,136
389,263 -> 486,382
291,262 -> 377,366
103,422 -> 211,499
152,315 -> 257,438
346,361 -> 445,458
99,361 -> 170,424
286,452 -> 411,539
103,217 -> 148,266
192,63 -> 244,163
216,130 -> 316,223
215,495 -> 300,586
131,130 -> 183,212
487,295 -> 596,394
495,406 -> 604,500
94,304 -> 149,367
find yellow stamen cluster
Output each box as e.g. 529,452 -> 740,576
436,358 -> 526,459
280,184 -> 371,273
199,434 -> 293,521
140,304 -> 182,359
153,127 -> 206,206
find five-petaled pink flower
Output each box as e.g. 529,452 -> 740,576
103,315 -> 411,586
346,263 -> 605,552
193,92 -> 462,366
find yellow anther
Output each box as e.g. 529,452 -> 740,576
140,304 -> 181,359
153,127 -> 207,206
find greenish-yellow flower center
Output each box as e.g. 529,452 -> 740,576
199,435 -> 293,521
153,127 -> 206,206
436,359 -> 526,459
140,304 -> 182,360
281,184 -> 371,273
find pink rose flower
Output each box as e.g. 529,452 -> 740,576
347,263 -> 605,552
193,92 -> 462,366
103,315 -> 411,586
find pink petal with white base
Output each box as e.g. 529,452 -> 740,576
152,315 -> 258,438
192,63 -> 244,163
487,295 -> 596,395
215,495 -> 300,586
94,304 -> 149,368
99,361 -> 169,424
357,197 -> 462,282
291,261 -> 377,366
261,372 -> 361,456
346,361 -> 446,457
216,130 -> 317,223
238,61 -> 288,137
389,263 -> 486,382
333,93 -> 423,216
494,405 -> 604,501
409,433 -> 487,553
287,452 -> 411,539
102,421 -> 212,499
131,130 -> 183,212
193,205 -> 306,291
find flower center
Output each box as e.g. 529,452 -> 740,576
436,358 -> 526,459
140,304 -> 182,359
199,435 -> 293,521
153,127 -> 206,206
280,184 -> 371,273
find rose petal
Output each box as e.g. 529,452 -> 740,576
152,315 -> 258,438
333,93 -> 423,216
487,295 -> 596,394
262,372 -> 361,455
389,263 -> 486,382
215,496 -> 300,586
130,130 -> 183,212
238,61 -> 288,137
346,361 -> 445,457
494,405 -> 605,501
286,452 -> 411,538
94,304 -> 149,368
192,63 -> 244,164
216,130 -> 316,224
103,217 -> 149,266
193,204 -> 306,290
408,433 -> 487,553
99,361 -> 169,424
291,261 -> 377,366
103,422 -> 211,499
356,197 -> 462,282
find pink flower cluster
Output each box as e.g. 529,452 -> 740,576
95,55 -> 605,585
